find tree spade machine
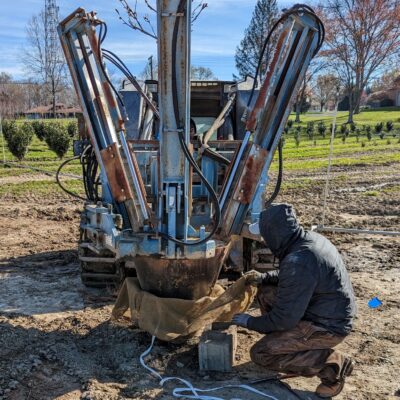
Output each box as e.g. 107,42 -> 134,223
57,2 -> 324,300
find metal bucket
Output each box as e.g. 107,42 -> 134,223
134,245 -> 229,300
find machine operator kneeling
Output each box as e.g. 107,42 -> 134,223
232,204 -> 356,398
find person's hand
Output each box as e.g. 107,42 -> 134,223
243,270 -> 264,286
231,313 -> 251,328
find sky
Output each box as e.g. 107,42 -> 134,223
0,0 -> 291,81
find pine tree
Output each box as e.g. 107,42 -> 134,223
235,0 -> 279,80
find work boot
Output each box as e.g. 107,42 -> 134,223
316,357 -> 354,398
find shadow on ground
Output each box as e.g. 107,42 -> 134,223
0,250 -> 115,316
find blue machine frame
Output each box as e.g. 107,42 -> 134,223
58,3 -> 323,299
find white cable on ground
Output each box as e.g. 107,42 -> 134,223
140,335 -> 281,400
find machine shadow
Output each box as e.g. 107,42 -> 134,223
0,249 -> 115,316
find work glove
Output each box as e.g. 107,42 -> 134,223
231,313 -> 251,328
243,270 -> 265,286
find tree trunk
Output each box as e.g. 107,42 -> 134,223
354,88 -> 362,114
347,91 -> 354,124
295,101 -> 301,123
295,80 -> 307,122
52,79 -> 56,118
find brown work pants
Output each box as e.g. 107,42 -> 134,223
250,284 -> 348,383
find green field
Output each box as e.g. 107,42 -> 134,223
1,107 -> 400,198
289,107 -> 400,128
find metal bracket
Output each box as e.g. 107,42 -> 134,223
163,128 -> 184,133
161,12 -> 185,17
100,143 -> 134,203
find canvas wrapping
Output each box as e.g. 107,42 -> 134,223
112,277 -> 257,341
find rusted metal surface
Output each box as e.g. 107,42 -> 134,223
246,21 -> 293,133
128,140 -> 160,148
232,144 -> 268,205
134,244 -> 230,300
59,8 -> 150,231
100,143 -> 133,203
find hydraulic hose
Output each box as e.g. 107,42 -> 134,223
248,4 -> 324,208
97,22 -> 127,119
158,0 -> 221,247
265,138 -> 284,207
56,155 -> 87,201
247,4 -> 324,108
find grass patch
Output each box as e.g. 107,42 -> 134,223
364,191 -> 380,197
382,184 -> 400,194
289,107 -> 400,128
0,179 -> 84,198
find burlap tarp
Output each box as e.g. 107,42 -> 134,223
112,277 -> 257,341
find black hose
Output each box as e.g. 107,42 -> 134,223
101,51 -> 159,118
248,5 -> 324,208
97,22 -> 127,117
247,4 -> 325,108
56,155 -> 87,201
157,0 -> 221,247
265,138 -> 284,208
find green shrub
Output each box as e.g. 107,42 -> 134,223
340,124 -> 349,137
306,122 -> 314,140
67,121 -> 78,137
355,128 -> 361,143
361,141 -> 366,148
350,122 -> 356,134
287,119 -> 294,128
294,126 -> 301,147
2,119 -> 18,143
365,125 -> 372,141
386,121 -> 394,134
7,123 -> 34,161
44,123 -> 71,159
317,122 -> 326,138
31,121 -> 47,141
375,122 -> 384,139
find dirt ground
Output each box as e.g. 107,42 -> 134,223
0,163 -> 399,400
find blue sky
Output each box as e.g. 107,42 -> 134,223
0,0 -> 292,81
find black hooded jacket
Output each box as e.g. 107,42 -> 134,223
247,204 -> 356,336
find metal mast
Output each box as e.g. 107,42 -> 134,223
44,0 -> 60,81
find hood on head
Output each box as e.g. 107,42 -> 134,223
259,204 -> 303,258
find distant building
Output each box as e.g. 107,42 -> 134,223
386,76 -> 400,106
367,76 -> 400,108
25,103 -> 81,119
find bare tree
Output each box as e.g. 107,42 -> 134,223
23,11 -> 67,115
0,73 -> 44,118
116,0 -> 208,39
191,66 -> 216,80
313,74 -> 340,112
321,0 -> 400,123
294,60 -> 326,122
370,69 -> 400,92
